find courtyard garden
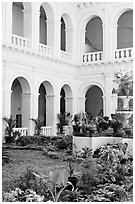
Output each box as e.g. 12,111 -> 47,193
2,69 -> 133,202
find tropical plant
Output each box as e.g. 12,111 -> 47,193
2,147 -> 11,165
34,167 -> 74,202
57,112 -> 72,134
30,116 -> 45,135
112,69 -> 133,96
2,116 -> 16,139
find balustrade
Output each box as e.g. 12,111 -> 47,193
40,126 -> 52,136
12,34 -> 29,48
115,47 -> 133,60
13,127 -> 28,136
39,43 -> 53,56
82,51 -> 103,64
60,50 -> 71,62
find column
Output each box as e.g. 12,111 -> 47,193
66,28 -> 73,53
111,94 -> 118,114
78,97 -> 86,113
30,90 -> 39,135
65,97 -> 73,115
47,19 -> 55,47
2,2 -> 12,43
23,7 -> 40,51
103,9 -> 111,60
79,28 -> 86,64
22,93 -> 31,134
110,22 -> 118,60
54,16 -> 61,58
46,95 -> 54,127
53,94 -> 61,135
102,95 -> 106,116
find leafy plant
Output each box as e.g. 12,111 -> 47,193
57,112 -> 72,134
2,116 -> 16,139
34,167 -> 74,202
2,147 -> 11,165
30,116 -> 45,135
112,69 -> 133,96
2,188 -> 45,202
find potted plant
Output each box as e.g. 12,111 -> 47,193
30,116 -> 45,135
112,69 -> 133,110
56,112 -> 72,135
2,116 -> 17,143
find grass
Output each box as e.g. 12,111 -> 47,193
2,149 -> 67,192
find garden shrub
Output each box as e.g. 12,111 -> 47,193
2,147 -> 11,165
54,138 -> 68,150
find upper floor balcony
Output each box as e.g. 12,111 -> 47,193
2,2 -> 133,66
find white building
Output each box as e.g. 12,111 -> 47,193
2,2 -> 133,139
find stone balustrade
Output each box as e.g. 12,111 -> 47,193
82,51 -> 103,64
39,43 -> 53,56
12,34 -> 29,48
60,50 -> 71,62
115,47 -> 133,60
13,127 -> 28,136
40,126 -> 52,136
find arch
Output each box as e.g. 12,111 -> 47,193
78,81 -> 105,99
61,13 -> 73,30
11,76 -> 31,93
60,13 -> 73,52
39,2 -> 55,46
10,76 -> 31,130
85,16 -> 103,53
40,2 -> 54,21
117,10 -> 133,49
60,84 -> 73,115
38,80 -> 54,127
79,11 -> 104,32
111,6 -> 133,25
85,85 -> 104,117
9,73 -> 32,94
39,5 -> 47,45
61,84 -> 73,98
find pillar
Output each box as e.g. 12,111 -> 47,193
53,94 -> 61,135
102,95 -> 106,116
110,22 -> 118,59
23,7 -> 40,51
54,16 -> 61,58
78,97 -> 86,113
66,28 -> 73,53
79,28 -> 86,64
2,2 -> 12,43
46,95 -> 54,127
65,97 -> 73,115
22,93 -> 31,134
111,94 -> 118,114
47,19 -> 55,47
29,90 -> 39,135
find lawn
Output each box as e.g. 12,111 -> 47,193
2,149 -> 67,192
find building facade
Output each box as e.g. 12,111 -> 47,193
2,2 -> 133,138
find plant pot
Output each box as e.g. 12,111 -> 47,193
5,136 -> 14,144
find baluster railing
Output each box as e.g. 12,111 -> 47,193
40,126 -> 52,136
115,47 -> 133,60
82,51 -> 103,64
12,34 -> 29,48
39,43 -> 53,56
13,128 -> 28,136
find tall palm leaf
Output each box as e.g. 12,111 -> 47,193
113,69 -> 133,96
2,116 -> 16,137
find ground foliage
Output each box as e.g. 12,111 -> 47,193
2,142 -> 133,202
